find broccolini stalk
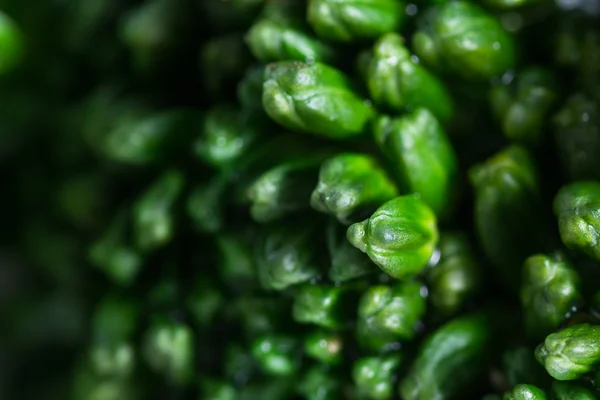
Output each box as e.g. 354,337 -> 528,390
535,323 -> 600,380
304,330 -> 343,365
311,153 -> 399,225
503,384 -> 548,400
553,94 -> 600,181
0,10 -> 23,75
399,313 -> 492,400
520,252 -> 583,339
469,145 -> 552,293
489,67 -> 558,146
347,195 -> 439,280
250,334 -> 300,377
413,2 -> 516,80
356,281 -> 427,352
327,220 -> 375,282
374,109 -> 459,219
554,181 -> 600,261
262,61 -> 374,139
132,170 -> 184,252
246,2 -> 335,63
426,232 -> 481,318
352,354 -> 401,400
366,33 -> 454,122
307,0 -> 405,42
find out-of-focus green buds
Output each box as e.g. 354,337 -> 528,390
553,94 -> 600,181
238,65 -> 267,112
503,384 -> 548,400
356,281 -> 427,351
307,0 -> 405,42
193,105 -> 260,169
119,0 -> 191,72
502,346 -> 551,389
0,11 -> 23,75
327,221 -> 374,282
297,365 -> 341,400
142,320 -> 195,386
133,170 -> 184,252
262,61 -> 374,139
412,2 -> 516,80
366,33 -> 454,122
535,323 -> 600,380
186,280 -> 223,327
200,0 -> 265,33
200,379 -> 237,400
216,233 -> 256,290
255,224 -> 321,291
234,296 -> 291,340
248,154 -> 327,223
399,314 -> 491,400
347,195 -> 439,280
304,330 -> 343,365
250,334 -> 300,377
374,109 -> 459,219
186,175 -> 227,234
489,67 -> 558,146
469,145 -> 550,292
352,354 -> 401,400
521,253 -> 583,339
552,381 -> 598,400
554,181 -> 600,261
293,284 -> 354,329
311,153 -> 398,225
426,232 -> 481,317
91,295 -> 139,345
484,0 -> 548,9
88,342 -> 136,380
246,5 -> 335,63
88,212 -> 142,286
200,34 -> 251,100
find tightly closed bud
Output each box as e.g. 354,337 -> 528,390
255,224 -> 321,291
133,170 -> 184,252
366,33 -> 454,122
554,181 -> 600,261
142,320 -> 194,385
553,95 -> 600,182
489,67 -> 558,146
308,0 -> 405,42
374,109 -> 459,219
262,61 -> 374,139
426,232 -> 481,317
503,384 -> 548,400
353,354 -> 401,400
311,153 -> 398,225
293,284 -> 354,329
469,145 -> 551,292
251,334 -> 300,377
535,324 -> 600,380
357,281 -> 427,351
413,2 -> 516,80
521,253 -> 583,339
304,330 -> 343,365
399,314 -> 492,400
347,195 -> 438,280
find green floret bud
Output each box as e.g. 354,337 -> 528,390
357,281 -> 427,351
327,220 -> 375,282
521,252 -> 583,339
552,381 -> 598,400
366,33 -> 454,122
311,153 -> 398,225
304,330 -> 344,365
262,61 -> 374,139
503,384 -> 548,400
307,0 -> 405,42
554,181 -> 600,261
251,334 -> 300,377
297,365 -> 341,400
353,354 -> 401,400
374,109 -> 459,219
347,195 -> 438,280
535,323 -> 600,381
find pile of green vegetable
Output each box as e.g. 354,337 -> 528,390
1,0 -> 599,399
